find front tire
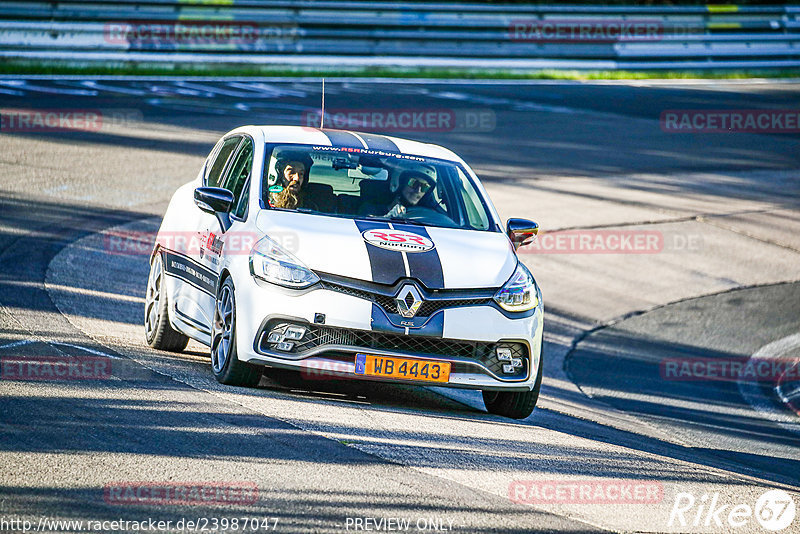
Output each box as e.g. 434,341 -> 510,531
145,252 -> 189,352
482,348 -> 543,420
211,277 -> 261,387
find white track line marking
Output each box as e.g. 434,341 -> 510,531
79,80 -> 147,96
226,81 -> 306,98
175,81 -> 259,98
50,341 -> 122,359
0,86 -> 25,96
0,340 -> 34,350
0,80 -> 97,96
0,338 -> 121,359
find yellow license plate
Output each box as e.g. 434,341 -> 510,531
354,354 -> 450,383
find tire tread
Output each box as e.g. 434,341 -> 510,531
146,253 -> 189,353
482,349 -> 543,419
213,277 -> 261,388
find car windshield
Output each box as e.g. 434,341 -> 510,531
262,144 -> 495,231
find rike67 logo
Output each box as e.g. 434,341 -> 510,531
669,489 -> 796,531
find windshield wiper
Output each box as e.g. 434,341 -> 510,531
388,217 -> 427,226
357,215 -> 422,226
362,215 -> 458,230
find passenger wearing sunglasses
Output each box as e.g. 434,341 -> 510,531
381,170 -> 435,219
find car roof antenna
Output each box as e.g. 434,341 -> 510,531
319,78 -> 325,129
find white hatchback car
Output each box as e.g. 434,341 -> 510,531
145,126 -> 543,419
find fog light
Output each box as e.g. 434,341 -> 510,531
496,348 -> 512,361
511,358 -> 522,368
275,341 -> 294,351
502,364 -> 516,374
267,332 -> 283,344
284,326 -> 306,340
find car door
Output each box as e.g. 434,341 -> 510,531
170,134 -> 242,341
195,135 -> 254,330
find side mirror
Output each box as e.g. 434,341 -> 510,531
194,187 -> 234,214
194,187 -> 234,232
507,218 -> 539,250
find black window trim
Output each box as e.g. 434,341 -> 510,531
201,139 -> 223,185
231,175 -> 251,222
204,134 -> 243,188
223,134 -> 255,223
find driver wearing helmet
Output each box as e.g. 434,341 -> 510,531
268,152 -> 317,210
379,170 -> 435,219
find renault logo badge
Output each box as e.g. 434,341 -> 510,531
396,284 -> 422,318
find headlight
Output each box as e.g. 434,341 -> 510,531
249,236 -> 319,289
494,262 -> 539,312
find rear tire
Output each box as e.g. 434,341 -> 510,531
482,347 -> 543,420
211,277 -> 261,387
145,252 -> 189,352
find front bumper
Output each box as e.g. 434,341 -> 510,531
234,274 -> 543,391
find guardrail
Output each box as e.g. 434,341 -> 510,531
1,1 -> 799,70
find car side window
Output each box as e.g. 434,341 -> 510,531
456,168 -> 490,230
221,137 -> 254,220
206,136 -> 241,187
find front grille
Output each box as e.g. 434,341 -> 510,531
418,299 -> 493,316
258,322 -> 528,380
374,294 -> 397,313
304,325 -> 478,358
322,281 -> 492,317
323,282 -> 374,302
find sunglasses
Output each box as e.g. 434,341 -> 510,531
407,178 -> 432,193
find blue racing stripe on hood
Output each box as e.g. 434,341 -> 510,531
354,220 -> 407,286
388,223 -> 445,290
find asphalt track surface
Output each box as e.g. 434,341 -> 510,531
1,78 -> 799,533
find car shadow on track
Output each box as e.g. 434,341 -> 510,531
564,287 -> 800,488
